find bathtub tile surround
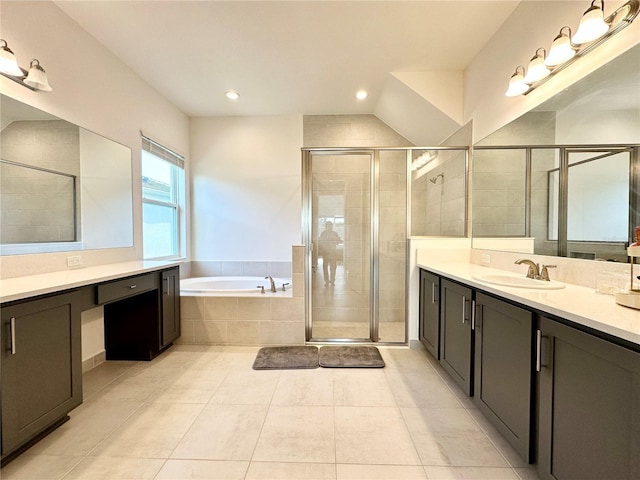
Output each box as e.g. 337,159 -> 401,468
191,261 -> 292,278
180,245 -> 306,346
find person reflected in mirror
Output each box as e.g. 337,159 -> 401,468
318,221 -> 342,286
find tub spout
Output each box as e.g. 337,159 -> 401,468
265,276 -> 276,293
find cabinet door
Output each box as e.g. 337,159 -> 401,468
419,270 -> 440,359
439,279 -> 473,395
161,267 -> 181,348
538,317 -> 640,480
474,293 -> 533,462
1,292 -> 82,458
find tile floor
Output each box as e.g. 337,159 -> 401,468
1,345 -> 541,480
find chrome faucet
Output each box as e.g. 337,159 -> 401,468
265,276 -> 276,293
515,259 -> 540,279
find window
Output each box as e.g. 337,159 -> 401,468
141,136 -> 185,259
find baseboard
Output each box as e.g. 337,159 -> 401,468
82,350 -> 107,373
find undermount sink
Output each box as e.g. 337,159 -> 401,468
472,273 -> 565,290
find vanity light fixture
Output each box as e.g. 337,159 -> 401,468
505,66 -> 530,97
505,0 -> 638,97
225,90 -> 240,100
0,39 -> 52,92
545,27 -> 576,67
523,48 -> 551,84
0,40 -> 24,76
572,0 -> 609,44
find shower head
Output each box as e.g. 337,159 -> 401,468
430,173 -> 444,184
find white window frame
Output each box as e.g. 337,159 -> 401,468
141,135 -> 185,259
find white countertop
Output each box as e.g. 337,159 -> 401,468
0,260 -> 182,304
418,261 -> 640,347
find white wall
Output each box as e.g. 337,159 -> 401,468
465,1 -> 640,142
190,115 -> 303,262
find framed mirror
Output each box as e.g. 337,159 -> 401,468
472,45 -> 640,262
0,95 -> 134,255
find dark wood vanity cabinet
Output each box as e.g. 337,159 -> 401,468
474,293 -> 533,462
160,266 -> 180,349
419,269 -> 440,359
439,278 -> 474,395
537,317 -> 640,480
1,291 -> 83,462
103,267 -> 181,360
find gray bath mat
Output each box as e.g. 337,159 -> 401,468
319,346 -> 385,368
252,346 -> 319,370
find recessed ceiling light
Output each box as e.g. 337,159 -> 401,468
225,90 -> 240,100
356,90 -> 368,100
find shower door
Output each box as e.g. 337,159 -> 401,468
302,149 -> 407,343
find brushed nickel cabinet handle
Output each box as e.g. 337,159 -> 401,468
471,300 -> 476,330
462,296 -> 467,324
10,317 -> 16,355
536,329 -> 542,372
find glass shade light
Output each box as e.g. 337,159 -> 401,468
524,49 -> 551,84
572,0 -> 609,44
0,39 -> 24,77
225,90 -> 240,100
23,59 -> 52,91
545,27 -> 576,67
505,66 -> 530,97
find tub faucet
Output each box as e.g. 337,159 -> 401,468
515,259 -> 540,279
265,276 -> 276,293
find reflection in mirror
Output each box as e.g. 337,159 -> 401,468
0,95 -> 134,255
411,148 -> 468,236
472,44 -> 640,261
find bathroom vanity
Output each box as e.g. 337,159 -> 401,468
418,262 -> 640,479
0,261 -> 181,465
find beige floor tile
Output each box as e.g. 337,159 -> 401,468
89,379 -> 162,403
513,466 -> 542,480
385,371 -> 463,409
333,369 -> 396,407
252,405 -> 336,463
28,398 -> 142,456
423,466 -> 520,479
155,460 -> 249,479
62,456 -> 164,480
401,408 -> 508,467
246,462 -> 337,480
337,464 -> 427,480
171,404 -> 268,460
209,369 -> 280,405
82,361 -> 135,399
334,406 -> 421,466
271,368 -> 334,406
0,454 -> 82,480
90,402 -> 204,458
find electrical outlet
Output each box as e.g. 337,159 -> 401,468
67,255 -> 82,267
481,253 -> 491,266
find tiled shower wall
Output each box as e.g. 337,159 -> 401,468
0,120 -> 79,244
412,149 -> 467,236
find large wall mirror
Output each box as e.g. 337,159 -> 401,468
472,45 -> 640,262
0,95 -> 134,255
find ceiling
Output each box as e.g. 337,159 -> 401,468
54,0 -> 520,126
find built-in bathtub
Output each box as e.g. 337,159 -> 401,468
181,276 -> 291,296
178,259 -> 305,346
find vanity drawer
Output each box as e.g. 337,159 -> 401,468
97,273 -> 157,304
